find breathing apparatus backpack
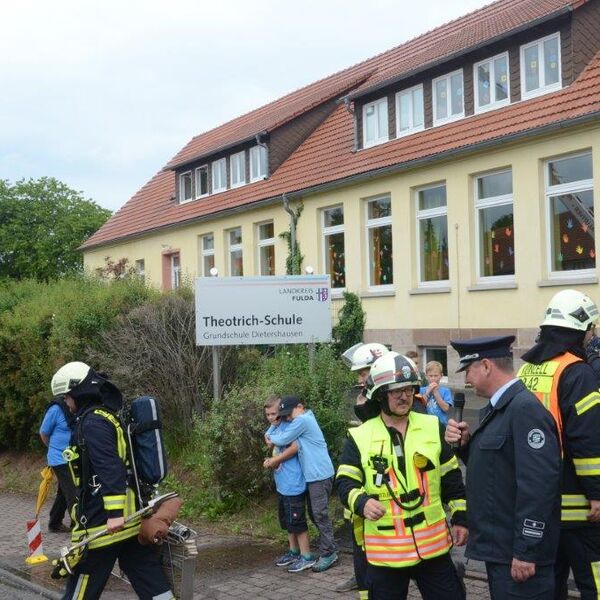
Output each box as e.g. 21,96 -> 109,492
121,395 -> 169,505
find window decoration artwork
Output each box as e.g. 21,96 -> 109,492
322,206 -> 345,288
366,197 -> 393,286
417,185 -> 449,283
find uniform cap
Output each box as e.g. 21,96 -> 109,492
450,335 -> 515,372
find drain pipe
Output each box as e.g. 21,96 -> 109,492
282,193 -> 298,275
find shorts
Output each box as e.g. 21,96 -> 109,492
277,492 -> 308,534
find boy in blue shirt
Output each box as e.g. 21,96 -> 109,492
267,396 -> 338,573
263,395 -> 315,572
39,395 -> 77,532
420,360 -> 453,426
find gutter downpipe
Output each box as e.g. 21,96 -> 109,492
282,192 -> 298,275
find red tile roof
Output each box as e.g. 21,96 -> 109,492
82,0 -> 596,250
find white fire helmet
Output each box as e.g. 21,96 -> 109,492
51,362 -> 91,396
365,352 -> 421,400
342,342 -> 390,371
541,289 -> 599,332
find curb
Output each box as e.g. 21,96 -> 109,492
0,564 -> 62,600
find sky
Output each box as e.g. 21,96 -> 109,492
1,0 -> 491,212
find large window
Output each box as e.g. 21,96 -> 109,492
228,227 -> 244,276
475,170 -> 514,279
322,206 -> 345,289
416,185 -> 449,284
230,151 -> 246,188
212,158 -> 227,193
545,152 -> 594,276
179,171 -> 193,203
363,98 -> 389,148
171,253 -> 181,290
432,70 -> 464,125
257,221 -> 275,276
201,233 -> 215,276
474,53 -> 510,113
396,85 -> 424,137
521,33 -> 561,99
195,165 -> 208,198
135,259 -> 145,283
366,196 -> 393,287
250,145 -> 267,181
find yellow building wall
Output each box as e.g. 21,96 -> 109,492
84,124 -> 600,337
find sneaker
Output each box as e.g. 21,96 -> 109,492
287,555 -> 316,573
335,575 -> 358,592
275,550 -> 299,567
312,551 -> 339,572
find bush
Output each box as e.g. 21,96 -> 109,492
332,292 -> 365,355
0,277 -> 153,450
180,345 -> 354,517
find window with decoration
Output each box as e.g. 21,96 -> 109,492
322,206 -> 345,288
366,196 -> 393,287
416,185 -> 449,285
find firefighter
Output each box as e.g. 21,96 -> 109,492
336,352 -> 467,600
51,362 -> 174,600
518,290 -> 600,600
446,335 -> 561,599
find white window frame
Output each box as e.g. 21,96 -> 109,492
395,84 -> 424,138
474,170 -> 515,283
257,221 -> 275,276
544,151 -> 594,279
200,233 -> 215,277
520,32 -> 562,100
178,171 -> 193,203
212,158 -> 227,194
415,184 -> 449,288
194,165 -> 209,199
250,145 -> 268,182
228,227 -> 243,276
171,253 -> 181,290
135,259 -> 145,283
362,97 -> 389,148
321,205 -> 345,294
432,69 -> 465,126
230,151 -> 246,189
473,52 -> 510,114
365,196 -> 393,291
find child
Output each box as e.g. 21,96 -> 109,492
267,396 -> 338,573
263,395 -> 315,573
420,360 -> 453,425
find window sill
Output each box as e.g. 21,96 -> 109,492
360,289 -> 396,298
538,276 -> 598,287
468,281 -> 518,292
408,286 -> 451,295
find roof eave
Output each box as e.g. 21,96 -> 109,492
81,109 -> 600,252
345,6 -> 574,102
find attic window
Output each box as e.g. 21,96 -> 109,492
230,151 -> 246,188
363,98 -> 388,148
432,70 -> 464,126
250,145 -> 267,182
195,165 -> 208,198
179,171 -> 193,203
520,33 -> 561,100
474,53 -> 509,113
212,158 -> 227,193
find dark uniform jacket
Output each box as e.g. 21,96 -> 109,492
460,379 -> 561,565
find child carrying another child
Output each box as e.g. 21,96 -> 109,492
267,395 -> 338,573
419,360 -> 453,425
263,395 -> 315,573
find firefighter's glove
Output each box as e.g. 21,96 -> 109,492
586,336 -> 600,362
51,546 -> 86,579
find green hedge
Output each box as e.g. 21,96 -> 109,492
0,277 -> 154,450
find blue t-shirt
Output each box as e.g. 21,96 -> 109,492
267,410 -> 334,483
39,404 -> 72,466
419,385 -> 453,426
266,421 -> 306,496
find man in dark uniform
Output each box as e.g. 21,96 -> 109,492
517,290 -> 600,600
51,361 -> 174,600
445,335 -> 561,600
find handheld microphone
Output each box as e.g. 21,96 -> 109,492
451,392 -> 466,450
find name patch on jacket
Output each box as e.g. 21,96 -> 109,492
522,519 -> 545,538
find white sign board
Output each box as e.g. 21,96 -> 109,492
195,275 -> 332,346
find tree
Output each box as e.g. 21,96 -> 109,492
0,177 -> 111,280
